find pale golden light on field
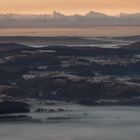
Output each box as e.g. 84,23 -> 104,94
0,0 -> 140,15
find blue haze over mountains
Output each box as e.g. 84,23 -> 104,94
0,11 -> 140,28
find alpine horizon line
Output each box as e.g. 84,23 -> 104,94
0,11 -> 139,28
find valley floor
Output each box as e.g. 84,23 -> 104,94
0,105 -> 140,140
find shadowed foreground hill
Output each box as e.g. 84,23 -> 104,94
0,101 -> 30,114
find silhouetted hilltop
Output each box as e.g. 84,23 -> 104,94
121,42 -> 140,51
0,43 -> 28,51
0,43 -> 30,56
114,35 -> 140,41
0,36 -> 116,46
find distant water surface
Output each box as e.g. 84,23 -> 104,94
0,27 -> 140,37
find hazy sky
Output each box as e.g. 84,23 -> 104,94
0,0 -> 140,15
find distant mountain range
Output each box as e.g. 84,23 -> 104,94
0,11 -> 140,28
